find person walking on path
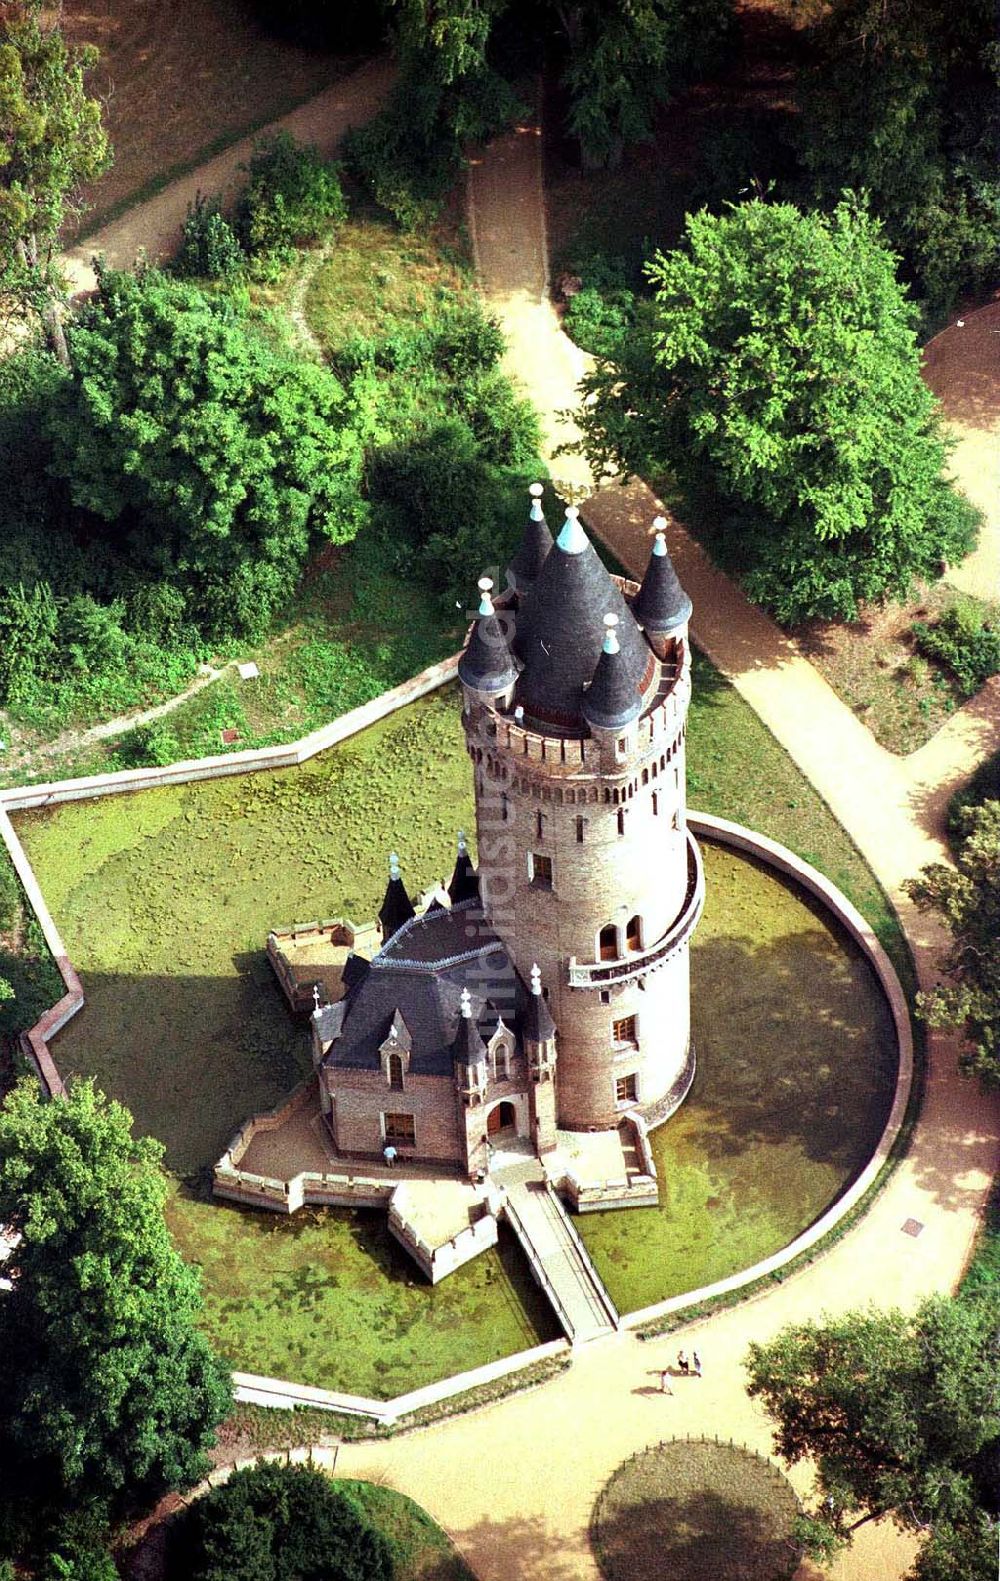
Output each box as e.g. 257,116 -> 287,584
677,1350 -> 689,1375
659,1369 -> 673,1395
692,1351 -> 702,1377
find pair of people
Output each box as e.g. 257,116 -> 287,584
659,1349 -> 702,1391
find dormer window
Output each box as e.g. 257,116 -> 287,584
387,1052 -> 404,1090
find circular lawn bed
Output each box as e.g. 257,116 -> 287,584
592,1438 -> 800,1581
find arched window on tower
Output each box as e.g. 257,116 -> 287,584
599,924 -> 618,961
626,915 -> 642,953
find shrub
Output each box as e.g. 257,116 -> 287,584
0,582 -> 58,705
174,193 -> 244,282
0,859 -> 19,935
167,1461 -> 395,1581
949,750 -> 1000,848
912,601 -> 1000,697
564,282 -> 637,358
237,133 -> 347,264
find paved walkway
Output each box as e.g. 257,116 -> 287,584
61,55 -> 397,295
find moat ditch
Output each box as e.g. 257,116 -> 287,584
13,684 -> 897,1396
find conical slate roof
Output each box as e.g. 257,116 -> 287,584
522,964 -> 555,1044
447,833 -> 479,906
458,578 -> 519,695
515,509 -> 650,726
379,854 -> 415,941
452,987 -> 487,1070
507,483 -> 553,594
632,519 -> 692,634
583,615 -> 643,731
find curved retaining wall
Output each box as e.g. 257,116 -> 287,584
620,810 -> 914,1331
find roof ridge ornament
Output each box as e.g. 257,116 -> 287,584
555,505 -> 588,555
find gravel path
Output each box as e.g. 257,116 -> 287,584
61,55 -> 396,294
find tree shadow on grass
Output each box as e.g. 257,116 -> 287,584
593,1487 -> 800,1581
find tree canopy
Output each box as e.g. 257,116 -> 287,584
0,0 -> 110,357
577,197 -> 979,624
47,266 -> 370,641
0,1079 -> 232,1555
795,0 -> 1000,313
168,1461 -> 395,1581
745,1295 -> 1000,1581
905,799 -> 1000,1089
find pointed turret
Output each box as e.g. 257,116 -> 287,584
632,517 -> 692,641
582,614 -> 644,733
453,987 -> 488,1095
458,577 -> 519,696
523,962 -> 556,1045
513,508 -> 650,726
378,851 -> 415,941
507,482 -> 554,595
447,830 -> 479,905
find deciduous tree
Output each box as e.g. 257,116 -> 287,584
47,266 -> 370,640
577,197 -> 979,623
0,1079 -> 232,1555
0,0 -> 111,360
745,1296 -> 1000,1581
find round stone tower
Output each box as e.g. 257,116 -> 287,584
458,498 -> 704,1134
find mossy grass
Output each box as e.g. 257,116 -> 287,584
591,1438 -> 800,1581
338,1480 -> 477,1581
576,840 -> 898,1314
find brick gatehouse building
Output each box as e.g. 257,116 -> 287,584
308,491 -> 705,1189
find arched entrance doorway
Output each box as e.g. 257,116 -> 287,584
487,1100 -> 517,1136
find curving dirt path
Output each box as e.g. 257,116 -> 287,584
60,55 -> 396,295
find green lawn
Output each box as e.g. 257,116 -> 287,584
340,1481 -> 477,1581
592,1439 -> 800,1581
576,841 -> 897,1313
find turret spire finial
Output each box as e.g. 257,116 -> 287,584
530,963 -> 543,996
389,851 -> 401,880
652,516 -> 668,556
602,612 -> 621,655
477,576 -> 495,617
460,986 -> 473,1019
529,482 -> 544,521
555,504 -> 588,555
457,829 -> 467,855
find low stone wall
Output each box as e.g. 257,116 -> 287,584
1,654 -> 460,815
388,1198 -> 499,1284
232,1336 -> 570,1425
563,1173 -> 659,1213
620,810 -> 914,1331
220,1078 -> 318,1173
